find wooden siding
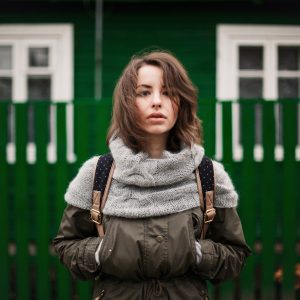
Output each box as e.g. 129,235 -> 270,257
1,2 -> 300,101
0,2 -> 95,99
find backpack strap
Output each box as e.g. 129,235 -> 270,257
90,153 -> 115,238
195,155 -> 216,239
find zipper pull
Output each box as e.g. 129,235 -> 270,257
95,289 -> 105,299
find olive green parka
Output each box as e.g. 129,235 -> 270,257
53,201 -> 251,299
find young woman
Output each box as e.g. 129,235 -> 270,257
53,50 -> 251,299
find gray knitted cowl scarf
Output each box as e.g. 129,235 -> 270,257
103,136 -> 205,218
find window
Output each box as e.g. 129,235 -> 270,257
217,25 -> 300,161
0,24 -> 74,163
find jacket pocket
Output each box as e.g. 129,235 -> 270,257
192,211 -> 202,241
98,217 -> 114,269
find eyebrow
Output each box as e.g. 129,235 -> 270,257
136,84 -> 166,88
137,84 -> 151,89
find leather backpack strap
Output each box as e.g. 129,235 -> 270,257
90,153 -> 114,238
195,155 -> 216,239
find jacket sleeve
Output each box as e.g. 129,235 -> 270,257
52,204 -> 101,280
195,207 -> 252,284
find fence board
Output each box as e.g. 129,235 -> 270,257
222,102 -> 233,161
15,103 -> 30,300
34,103 -> 50,300
89,100 -> 111,155
218,101 -> 234,298
198,99 -> 216,157
55,103 -> 71,300
72,101 -> 94,299
74,102 -> 90,164
282,100 -> 298,297
239,101 -> 256,297
261,102 -> 277,298
0,103 -> 9,300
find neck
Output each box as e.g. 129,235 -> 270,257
145,134 -> 168,158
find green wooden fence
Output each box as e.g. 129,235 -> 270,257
0,100 -> 299,300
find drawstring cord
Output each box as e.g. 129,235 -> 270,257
144,279 -> 164,299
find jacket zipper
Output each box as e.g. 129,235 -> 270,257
95,289 -> 105,299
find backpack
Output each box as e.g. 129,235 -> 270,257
90,153 -> 216,239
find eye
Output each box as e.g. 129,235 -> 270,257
138,90 -> 150,97
162,90 -> 169,96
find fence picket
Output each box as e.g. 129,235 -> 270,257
0,103 -> 9,300
55,103 -> 71,300
73,102 -> 93,300
15,103 -> 30,300
34,102 -> 50,300
198,99 -> 216,157
239,100 -> 256,297
261,101 -> 278,298
218,101 -> 234,298
282,100 -> 298,298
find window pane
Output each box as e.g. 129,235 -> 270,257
278,78 -> 299,98
278,46 -> 300,71
0,77 -> 12,100
239,46 -> 263,70
29,47 -> 49,67
27,76 -> 51,100
0,46 -> 12,70
239,78 -> 263,99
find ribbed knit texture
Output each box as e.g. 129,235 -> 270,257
64,138 -> 238,217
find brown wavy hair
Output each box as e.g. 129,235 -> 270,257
106,50 -> 203,152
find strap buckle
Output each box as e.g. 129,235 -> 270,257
204,208 -> 216,224
90,209 -> 102,225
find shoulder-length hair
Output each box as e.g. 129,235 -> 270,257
106,50 -> 203,152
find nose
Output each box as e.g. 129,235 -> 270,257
152,92 -> 162,108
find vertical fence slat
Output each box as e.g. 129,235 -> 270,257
74,102 -> 90,163
73,102 -> 92,300
198,99 -> 216,157
222,102 -> 233,161
55,103 -> 71,300
94,100 -> 112,155
218,101 -> 234,298
282,100 -> 298,297
239,100 -> 256,297
261,101 -> 277,298
35,102 -> 50,300
0,103 -> 9,300
15,103 -> 30,300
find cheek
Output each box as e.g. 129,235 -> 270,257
171,103 -> 179,123
135,99 -> 147,114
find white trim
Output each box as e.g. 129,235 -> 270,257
0,24 -> 73,102
0,24 -> 74,164
217,24 -> 300,161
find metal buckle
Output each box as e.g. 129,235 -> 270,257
204,208 -> 216,224
90,209 -> 102,225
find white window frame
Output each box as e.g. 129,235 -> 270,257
216,24 -> 300,161
0,24 -> 74,163
0,24 -> 73,102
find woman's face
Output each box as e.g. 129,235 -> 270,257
135,65 -> 178,140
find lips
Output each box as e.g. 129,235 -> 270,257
147,112 -> 167,119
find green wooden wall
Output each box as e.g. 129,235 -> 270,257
1,1 -> 300,101
0,2 -> 95,99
